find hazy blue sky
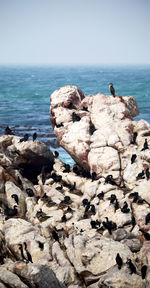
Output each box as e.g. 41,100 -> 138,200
0,0 -> 150,65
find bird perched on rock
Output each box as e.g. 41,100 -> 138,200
141,138 -> 149,151
11,194 -> 19,205
116,253 -> 123,269
140,229 -> 150,240
145,168 -> 150,180
20,134 -> 29,142
109,83 -> 115,97
72,112 -> 81,122
131,154 -> 137,164
141,265 -> 147,279
4,205 -> 18,217
131,132 -> 138,145
4,126 -> 14,135
145,212 -> 150,225
32,132 -> 37,141
127,259 -> 136,274
91,172 -> 97,182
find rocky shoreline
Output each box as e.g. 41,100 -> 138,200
0,86 -> 150,288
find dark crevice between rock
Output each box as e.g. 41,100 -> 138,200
18,161 -> 54,185
89,121 -> 96,135
16,275 -> 32,288
1,282 -> 12,288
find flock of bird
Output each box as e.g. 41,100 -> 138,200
2,86 -> 150,279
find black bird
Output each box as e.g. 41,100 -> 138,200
89,123 -> 96,135
145,168 -> 150,180
121,201 -> 130,213
11,194 -> 19,205
20,134 -> 29,142
137,198 -> 144,204
127,259 -> 136,274
67,102 -> 73,109
131,154 -> 137,164
102,217 -> 117,235
82,198 -> 89,207
131,132 -> 138,145
24,242 -> 33,263
91,172 -> 97,182
63,164 -> 71,173
129,192 -> 139,203
91,220 -> 97,229
54,150 -> 59,158
26,188 -> 34,197
73,164 -> 81,176
61,215 -> 67,223
116,253 -> 123,270
131,215 -> 136,230
56,123 -> 64,128
38,242 -> 44,250
72,112 -> 81,122
56,185 -> 63,191
51,173 -> 62,182
145,212 -> 150,225
4,126 -> 13,135
4,205 -> 18,217
136,170 -> 145,180
85,202 -> 91,212
114,199 -> 120,211
90,204 -> 96,215
97,191 -> 104,200
82,169 -> 91,178
32,132 -> 37,141
18,244 -> 26,261
109,194 -> 116,204
67,206 -> 73,213
41,166 -> 46,184
141,139 -> 149,151
140,229 -> 150,240
63,196 -> 71,204
105,175 -> 117,186
109,83 -> 115,97
82,106 -> 88,111
17,176 -> 22,186
52,230 -> 59,241
141,265 -> 147,279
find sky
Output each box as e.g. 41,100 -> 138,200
0,0 -> 150,66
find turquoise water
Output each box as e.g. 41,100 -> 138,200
0,65 -> 150,164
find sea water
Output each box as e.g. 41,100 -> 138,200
0,65 -> 150,165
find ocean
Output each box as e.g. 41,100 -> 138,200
0,65 -> 150,165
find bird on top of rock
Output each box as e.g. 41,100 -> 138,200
32,132 -> 37,141
109,83 -> 115,97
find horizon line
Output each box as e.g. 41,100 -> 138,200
0,63 -> 150,68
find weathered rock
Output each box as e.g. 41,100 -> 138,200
64,234 -> 132,285
0,135 -> 54,181
14,262 -> 66,288
50,86 -> 140,183
87,265 -> 147,288
2,218 -> 52,265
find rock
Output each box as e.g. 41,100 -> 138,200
64,234 -> 132,285
2,218 -> 52,265
0,265 -> 28,288
50,85 -> 140,183
14,262 -> 66,288
0,135 -> 54,182
87,265 -> 146,288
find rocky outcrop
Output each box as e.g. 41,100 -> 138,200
0,86 -> 150,287
0,135 -> 54,182
50,85 -> 142,185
